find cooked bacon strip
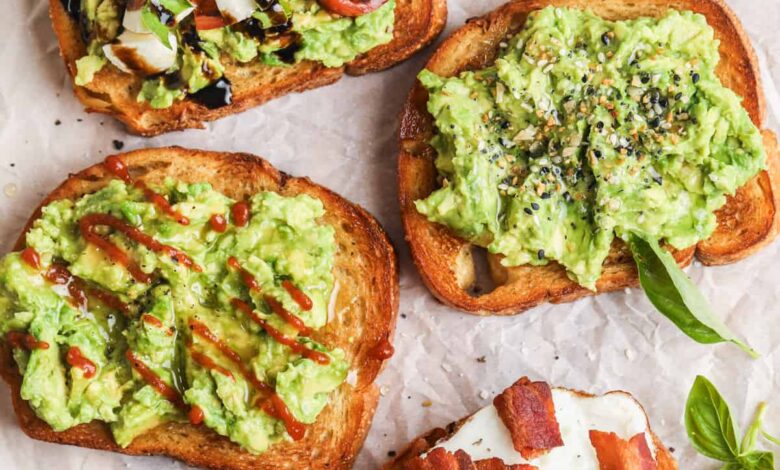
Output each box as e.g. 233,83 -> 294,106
403,448 -> 537,470
474,458 -> 537,470
404,448 -> 473,470
492,377 -> 563,459
589,430 -> 658,470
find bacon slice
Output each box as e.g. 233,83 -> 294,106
589,430 -> 658,470
492,377 -> 564,459
474,458 -> 537,470
403,448 -> 537,470
404,448 -> 474,470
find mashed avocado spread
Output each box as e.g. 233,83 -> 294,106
72,0 -> 395,109
417,7 -> 765,289
0,158 -> 347,453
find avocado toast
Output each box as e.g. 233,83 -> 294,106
0,147 -> 398,469
50,0 -> 447,135
399,0 -> 780,316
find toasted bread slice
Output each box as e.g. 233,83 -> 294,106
0,147 -> 399,469
384,386 -> 676,469
49,0 -> 447,136
398,0 -> 780,315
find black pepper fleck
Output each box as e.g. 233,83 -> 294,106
537,249 -> 545,260
112,140 -> 125,151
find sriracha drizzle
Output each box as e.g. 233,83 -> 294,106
66,346 -> 97,378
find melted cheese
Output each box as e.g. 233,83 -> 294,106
435,388 -> 655,469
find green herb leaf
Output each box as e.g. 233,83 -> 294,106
685,375 -> 741,462
141,5 -> 172,49
627,233 -> 757,357
730,452 -> 775,470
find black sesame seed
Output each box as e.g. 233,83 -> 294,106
601,32 -> 611,46
691,72 -> 700,83
594,149 -> 602,158
649,117 -> 661,128
540,167 -> 550,175
531,202 -> 540,210
112,140 -> 125,151
596,121 -> 604,130
640,72 -> 650,84
563,192 -> 572,202
673,74 -> 681,82
541,192 -> 551,199
537,249 -> 545,260
675,92 -> 683,100
659,97 -> 668,107
524,208 -> 533,215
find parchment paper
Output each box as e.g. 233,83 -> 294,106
0,1 -> 779,468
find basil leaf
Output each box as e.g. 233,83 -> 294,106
685,375 -> 741,461
141,5 -> 172,49
732,452 -> 775,470
627,233 -> 757,357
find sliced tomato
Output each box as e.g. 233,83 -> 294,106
318,0 -> 388,17
195,14 -> 227,30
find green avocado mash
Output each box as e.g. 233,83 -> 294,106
417,7 -> 765,289
74,0 -> 395,109
0,176 -> 347,454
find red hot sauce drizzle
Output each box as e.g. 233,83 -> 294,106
187,318 -> 305,440
281,280 -> 313,311
126,349 -> 186,410
369,334 -> 395,360
188,319 -> 272,394
263,394 -> 306,441
6,331 -> 49,350
189,349 -> 234,379
20,248 -> 41,270
188,405 -> 205,425
231,201 -> 250,227
142,314 -> 175,336
231,299 -> 329,365
79,213 -> 202,283
209,214 -> 227,233
45,263 -> 130,315
227,258 -> 311,335
66,346 -> 97,378
104,156 -> 189,225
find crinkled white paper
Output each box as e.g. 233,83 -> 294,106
0,1 -> 779,468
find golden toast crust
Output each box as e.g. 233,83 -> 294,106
49,0 -> 447,136
0,147 -> 399,470
398,0 -> 780,315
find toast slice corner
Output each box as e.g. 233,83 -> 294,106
398,0 -> 780,316
49,0 -> 448,136
0,147 -> 400,470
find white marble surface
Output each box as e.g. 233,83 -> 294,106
0,1 -> 778,468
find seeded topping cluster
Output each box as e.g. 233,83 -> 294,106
417,7 -> 765,288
